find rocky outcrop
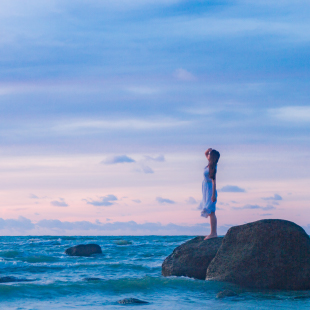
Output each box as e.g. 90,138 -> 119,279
206,219 -> 310,290
65,244 -> 102,257
162,236 -> 223,280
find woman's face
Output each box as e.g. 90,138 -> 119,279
207,153 -> 211,162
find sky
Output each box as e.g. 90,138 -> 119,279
0,0 -> 309,235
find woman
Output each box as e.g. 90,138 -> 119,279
200,148 -> 220,240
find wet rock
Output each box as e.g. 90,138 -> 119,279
162,236 -> 223,280
0,276 -> 35,283
216,290 -> 238,299
117,298 -> 149,304
65,244 -> 102,257
206,219 -> 310,290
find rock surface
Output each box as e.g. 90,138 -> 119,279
117,298 -> 149,304
65,244 -> 102,257
162,236 -> 223,280
206,219 -> 310,290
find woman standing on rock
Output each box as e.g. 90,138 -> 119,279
200,148 -> 220,240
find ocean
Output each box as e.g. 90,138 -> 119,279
0,236 -> 309,309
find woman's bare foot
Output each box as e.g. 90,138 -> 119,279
204,233 -> 217,240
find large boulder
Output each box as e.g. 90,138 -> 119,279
162,236 -> 223,280
206,219 -> 310,290
65,244 -> 102,257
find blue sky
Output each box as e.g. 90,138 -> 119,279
0,0 -> 309,235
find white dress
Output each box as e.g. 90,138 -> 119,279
199,166 -> 217,218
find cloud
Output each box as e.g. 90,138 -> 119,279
84,195 -> 117,207
101,155 -> 135,165
233,204 -> 276,211
261,213 -> 273,216
219,185 -> 246,192
144,155 -> 165,162
29,194 -> 39,199
50,198 -> 68,207
156,197 -> 175,204
269,106 -> 310,122
0,216 -> 232,235
173,68 -> 196,81
262,194 -> 282,201
134,164 -> 154,174
132,199 -> 141,203
0,216 -> 34,231
186,197 -> 197,204
134,154 -> 165,174
54,118 -> 190,133
140,165 -> 154,174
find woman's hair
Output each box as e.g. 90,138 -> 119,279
209,149 -> 220,180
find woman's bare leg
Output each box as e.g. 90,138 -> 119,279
204,212 -> 217,240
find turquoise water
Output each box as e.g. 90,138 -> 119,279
0,236 -> 310,309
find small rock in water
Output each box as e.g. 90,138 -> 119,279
114,240 -> 132,246
216,290 -> 238,299
65,244 -> 102,257
0,276 -> 35,283
117,298 -> 149,304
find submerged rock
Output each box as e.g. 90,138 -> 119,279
206,219 -> 310,290
162,236 -> 223,280
83,277 -> 103,281
0,276 -> 35,283
117,298 -> 149,304
216,290 -> 238,299
114,240 -> 132,246
65,244 -> 102,257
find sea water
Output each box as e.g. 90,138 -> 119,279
0,236 -> 309,309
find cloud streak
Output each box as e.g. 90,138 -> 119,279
101,155 -> 135,165
156,197 -> 175,204
233,204 -> 276,211
262,194 -> 282,201
186,197 -> 197,204
143,155 -> 165,162
84,195 -> 118,207
50,198 -> 68,207
219,185 -> 246,193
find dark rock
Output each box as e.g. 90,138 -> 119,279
65,244 -> 102,257
206,219 -> 310,290
216,290 -> 238,299
117,298 -> 149,304
0,276 -> 35,283
162,236 -> 223,280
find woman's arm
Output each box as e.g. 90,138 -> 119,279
205,148 -> 212,158
211,178 -> 216,202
